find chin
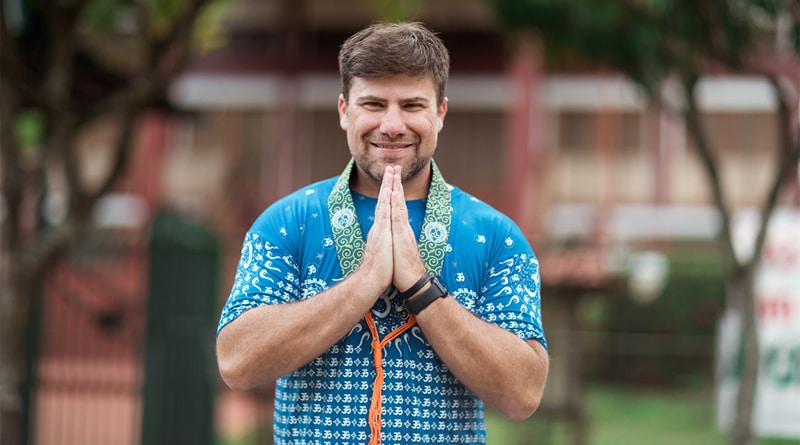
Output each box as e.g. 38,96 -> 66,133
401,158 -> 430,182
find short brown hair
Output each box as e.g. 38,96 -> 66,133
338,22 -> 450,106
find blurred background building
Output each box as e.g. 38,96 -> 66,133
11,0 -> 797,444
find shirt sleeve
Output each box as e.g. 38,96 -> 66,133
475,227 -> 547,350
216,228 -> 302,335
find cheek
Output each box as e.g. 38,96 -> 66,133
349,114 -> 382,134
408,115 -> 437,135
423,119 -> 441,140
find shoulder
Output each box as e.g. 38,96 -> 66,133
449,186 -> 517,229
447,185 -> 534,255
250,177 -> 337,232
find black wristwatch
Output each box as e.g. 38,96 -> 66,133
406,276 -> 448,314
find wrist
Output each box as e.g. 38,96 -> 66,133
399,272 -> 432,299
351,266 -> 392,300
406,276 -> 448,314
405,281 -> 432,300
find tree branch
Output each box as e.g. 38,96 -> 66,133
0,78 -> 24,255
0,9 -> 47,105
750,75 -> 800,266
154,0 -> 208,80
91,108 -> 141,202
82,0 -> 209,122
696,1 -> 748,70
41,0 -> 87,113
681,80 -> 741,272
62,115 -> 90,217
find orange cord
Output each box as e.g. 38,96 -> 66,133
365,312 -> 416,445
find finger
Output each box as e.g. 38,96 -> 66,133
390,165 -> 405,217
381,165 -> 394,192
376,167 -> 394,211
391,181 -> 407,224
361,167 -> 395,292
392,166 -> 403,195
389,178 -> 426,290
374,171 -> 392,226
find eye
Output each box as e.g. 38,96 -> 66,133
361,101 -> 384,110
404,103 -> 425,110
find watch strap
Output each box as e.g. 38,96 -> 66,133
406,276 -> 448,314
400,272 -> 432,300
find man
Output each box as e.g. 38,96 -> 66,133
216,22 -> 549,444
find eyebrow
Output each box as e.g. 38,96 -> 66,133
356,95 -> 432,104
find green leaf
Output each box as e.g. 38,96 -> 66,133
15,109 -> 45,149
83,0 -> 125,32
193,0 -> 234,52
367,0 -> 422,22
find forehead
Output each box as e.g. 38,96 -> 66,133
348,75 -> 437,101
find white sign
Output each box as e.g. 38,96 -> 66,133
717,208 -> 800,439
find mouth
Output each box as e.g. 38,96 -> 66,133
370,141 -> 414,150
369,141 -> 415,158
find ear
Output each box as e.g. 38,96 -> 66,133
436,97 -> 448,132
338,94 -> 348,130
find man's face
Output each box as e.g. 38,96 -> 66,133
338,75 -> 448,188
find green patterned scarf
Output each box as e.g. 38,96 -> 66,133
328,158 -> 452,279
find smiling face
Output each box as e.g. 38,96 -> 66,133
338,74 -> 448,198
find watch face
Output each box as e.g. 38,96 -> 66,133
407,277 -> 448,314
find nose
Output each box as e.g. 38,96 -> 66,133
380,105 -> 406,137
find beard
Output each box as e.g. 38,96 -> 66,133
352,136 -> 431,184
355,151 -> 429,184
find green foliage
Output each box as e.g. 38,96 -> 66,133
367,0 -> 423,22
146,0 -> 194,38
148,0 -> 185,20
81,0 -> 190,32
82,0 -> 125,32
80,0 -> 232,52
194,0 -> 234,51
490,0 -> 798,98
14,110 -> 45,149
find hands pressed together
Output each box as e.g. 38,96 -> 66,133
360,165 -> 430,298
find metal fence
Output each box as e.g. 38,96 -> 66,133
27,210 -> 222,445
29,235 -> 146,445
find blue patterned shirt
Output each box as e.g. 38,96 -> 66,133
218,176 -> 546,444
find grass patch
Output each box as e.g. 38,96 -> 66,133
216,425 -> 271,445
587,385 -> 724,445
487,385 -> 800,445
